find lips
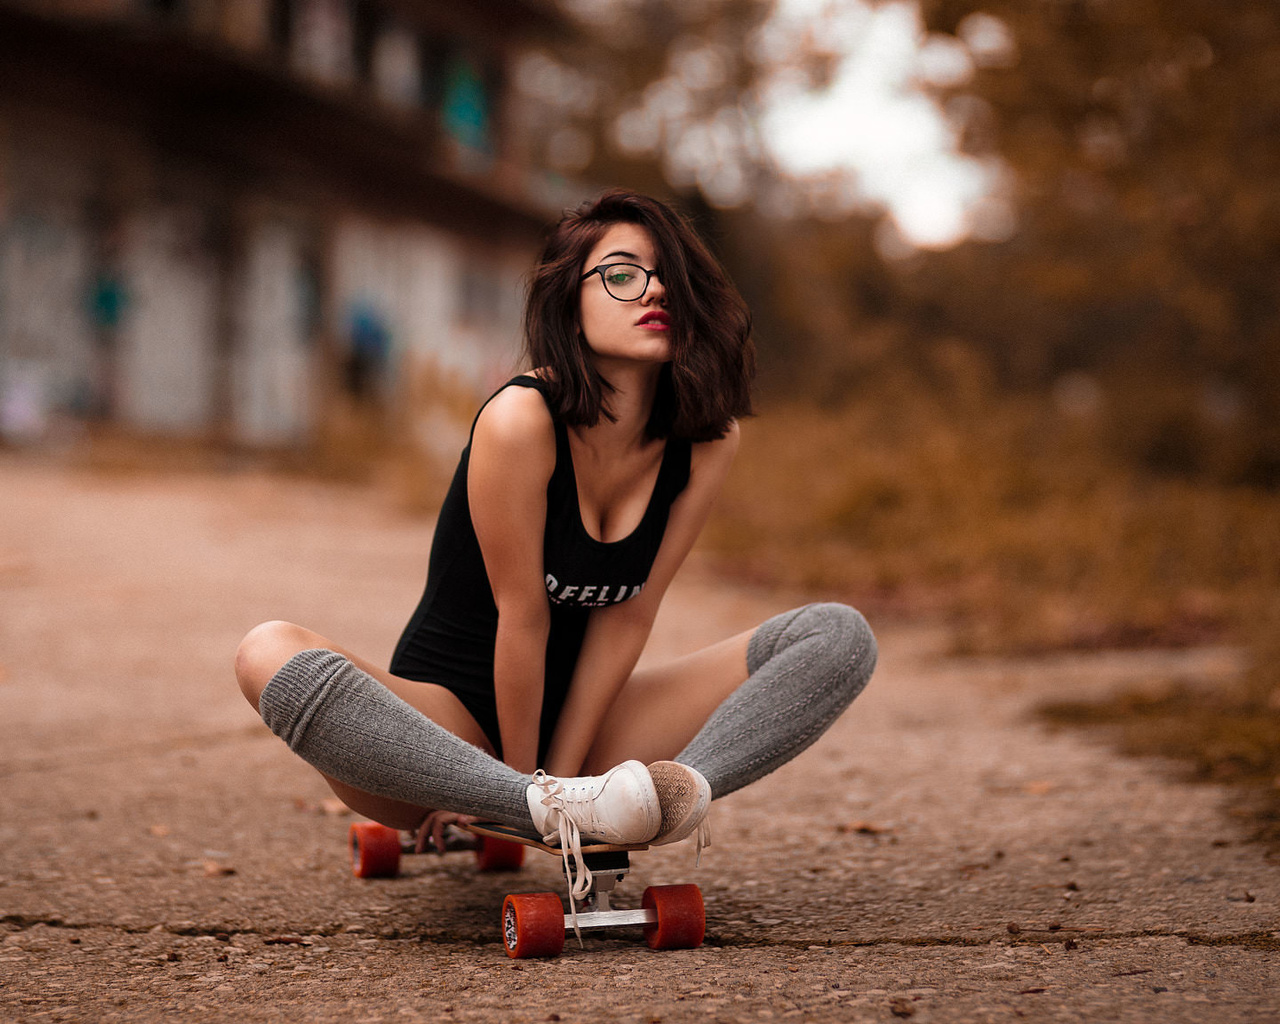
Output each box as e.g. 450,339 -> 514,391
637,311 -> 671,328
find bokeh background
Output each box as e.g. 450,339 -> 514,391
1,0 -> 1278,837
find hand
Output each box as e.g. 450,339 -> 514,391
414,810 -> 480,855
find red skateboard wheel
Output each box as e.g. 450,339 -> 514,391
642,884 -> 705,950
349,822 -> 402,878
502,892 -> 565,958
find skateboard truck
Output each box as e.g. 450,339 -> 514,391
570,850 -> 651,929
558,849 -> 656,944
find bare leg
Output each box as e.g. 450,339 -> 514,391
586,604 -> 876,799
583,630 -> 752,772
235,620 -> 496,829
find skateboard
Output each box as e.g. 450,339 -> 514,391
348,820 -> 705,958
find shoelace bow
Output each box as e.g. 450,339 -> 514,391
530,770 -> 594,938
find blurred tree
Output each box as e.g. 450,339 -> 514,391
900,0 -> 1280,483
552,0 -> 772,204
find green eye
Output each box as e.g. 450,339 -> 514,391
586,262 -> 652,300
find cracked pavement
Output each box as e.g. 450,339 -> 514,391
1,456 -> 1277,1022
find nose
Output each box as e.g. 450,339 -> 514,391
642,270 -> 666,305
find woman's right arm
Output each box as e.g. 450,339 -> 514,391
467,386 -> 556,774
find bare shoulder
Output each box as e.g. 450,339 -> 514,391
472,382 -> 556,460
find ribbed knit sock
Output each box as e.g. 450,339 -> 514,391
258,649 -> 533,827
674,603 -> 877,799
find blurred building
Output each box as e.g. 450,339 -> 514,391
0,0 -> 580,453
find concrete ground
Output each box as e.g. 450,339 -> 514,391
1,455 -> 1276,1023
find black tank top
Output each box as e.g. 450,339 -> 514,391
390,376 -> 692,760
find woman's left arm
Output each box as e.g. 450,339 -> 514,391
542,422 -> 741,777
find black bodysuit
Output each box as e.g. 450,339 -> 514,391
390,376 -> 692,761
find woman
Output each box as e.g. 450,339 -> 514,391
234,190 -> 877,887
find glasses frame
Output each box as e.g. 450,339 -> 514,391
580,262 -> 660,302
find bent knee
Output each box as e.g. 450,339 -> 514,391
235,620 -> 317,709
808,602 -> 874,652
753,602 -> 877,679
808,603 -> 876,674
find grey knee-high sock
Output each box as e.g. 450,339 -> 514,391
675,603 -> 877,799
258,649 -> 533,827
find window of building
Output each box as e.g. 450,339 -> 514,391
441,53 -> 492,154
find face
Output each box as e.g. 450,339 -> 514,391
578,222 -> 671,366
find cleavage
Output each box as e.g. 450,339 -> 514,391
568,435 -> 665,544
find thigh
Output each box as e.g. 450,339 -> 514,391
325,652 -> 495,830
338,644 -> 496,757
582,628 -> 752,773
240,620 -> 494,753
238,620 -> 497,830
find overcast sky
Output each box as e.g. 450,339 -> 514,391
755,0 -> 1015,250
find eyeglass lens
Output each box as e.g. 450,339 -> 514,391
599,264 -> 650,301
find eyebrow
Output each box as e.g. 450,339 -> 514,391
598,250 -> 639,262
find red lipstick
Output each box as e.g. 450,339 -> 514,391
637,311 -> 671,328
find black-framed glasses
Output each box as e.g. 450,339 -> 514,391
580,262 -> 661,302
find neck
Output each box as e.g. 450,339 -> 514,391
583,360 -> 664,449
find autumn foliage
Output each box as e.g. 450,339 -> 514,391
706,1 -> 1280,677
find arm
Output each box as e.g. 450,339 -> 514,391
467,386 -> 557,774
542,422 -> 741,777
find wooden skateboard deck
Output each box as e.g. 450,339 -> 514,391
460,820 -> 650,856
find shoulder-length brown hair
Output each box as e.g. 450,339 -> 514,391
522,189 -> 754,441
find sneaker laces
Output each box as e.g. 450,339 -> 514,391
530,769 -> 595,939
694,816 -> 711,865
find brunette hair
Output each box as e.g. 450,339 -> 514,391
522,189 -> 754,441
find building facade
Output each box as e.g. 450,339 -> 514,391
0,0 -> 582,455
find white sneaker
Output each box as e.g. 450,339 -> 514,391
526,760 -> 661,904
648,761 -> 712,854
526,759 -> 661,846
